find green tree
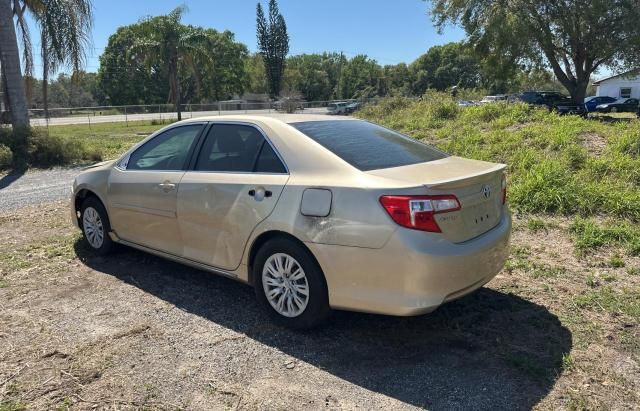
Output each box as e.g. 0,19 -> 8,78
410,42 -> 480,95
129,6 -> 210,120
338,55 -> 382,99
196,29 -> 249,101
245,54 -> 268,95
381,63 -> 413,96
30,71 -> 100,109
284,54 -> 333,101
429,0 -> 640,103
98,26 -> 169,106
256,0 -> 289,98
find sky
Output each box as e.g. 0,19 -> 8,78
26,0 -> 467,76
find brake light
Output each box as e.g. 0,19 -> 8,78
379,195 -> 461,233
501,174 -> 507,204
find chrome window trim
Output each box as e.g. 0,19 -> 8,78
191,120 -> 290,175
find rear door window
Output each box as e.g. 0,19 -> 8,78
194,124 -> 287,173
291,120 -> 448,171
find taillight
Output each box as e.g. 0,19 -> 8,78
501,174 -> 507,204
379,195 -> 461,232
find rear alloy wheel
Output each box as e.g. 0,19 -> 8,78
254,238 -> 331,329
611,107 -> 618,113
262,253 -> 310,317
80,197 -> 114,255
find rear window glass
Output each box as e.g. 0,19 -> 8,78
290,120 -> 448,171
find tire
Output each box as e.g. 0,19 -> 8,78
253,237 -> 331,329
80,196 -> 114,255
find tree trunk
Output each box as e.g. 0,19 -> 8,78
175,72 -> 182,121
169,56 -> 181,121
42,50 -> 49,119
0,0 -> 30,129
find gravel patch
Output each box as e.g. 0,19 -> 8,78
0,167 -> 80,212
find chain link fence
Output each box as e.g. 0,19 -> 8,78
27,98 -> 381,127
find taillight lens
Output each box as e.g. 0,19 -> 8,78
501,174 -> 507,204
379,195 -> 461,232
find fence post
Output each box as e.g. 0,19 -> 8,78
125,106 -> 128,127
87,114 -> 91,130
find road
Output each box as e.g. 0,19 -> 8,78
30,107 -> 330,126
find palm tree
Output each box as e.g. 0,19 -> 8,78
30,0 -> 93,118
0,0 -> 30,128
130,6 -> 210,121
0,0 -> 92,129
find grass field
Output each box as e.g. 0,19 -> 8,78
40,120 -> 167,163
356,97 -> 639,408
0,120 -> 170,170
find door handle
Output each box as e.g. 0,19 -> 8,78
158,181 -> 176,193
248,187 -> 272,201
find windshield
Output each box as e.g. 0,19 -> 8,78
290,120 -> 448,171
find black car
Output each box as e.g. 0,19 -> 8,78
595,98 -> 639,113
519,91 -> 586,115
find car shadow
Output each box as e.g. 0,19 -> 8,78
75,240 -> 572,410
0,169 -> 26,190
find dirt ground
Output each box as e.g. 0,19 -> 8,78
0,202 -> 638,410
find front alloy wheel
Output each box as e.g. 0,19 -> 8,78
80,196 -> 114,255
82,206 -> 104,249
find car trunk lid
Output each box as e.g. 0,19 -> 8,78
368,156 -> 506,243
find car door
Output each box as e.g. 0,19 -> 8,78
178,122 -> 289,271
108,123 -> 205,255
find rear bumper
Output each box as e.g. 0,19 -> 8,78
307,209 -> 511,316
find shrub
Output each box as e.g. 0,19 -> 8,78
27,130 -> 102,167
0,144 -> 12,169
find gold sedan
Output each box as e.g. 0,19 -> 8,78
71,115 -> 511,329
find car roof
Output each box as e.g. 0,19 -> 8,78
156,114 -> 364,181
174,113 -> 355,125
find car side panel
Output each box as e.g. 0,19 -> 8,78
177,172 -> 289,271
107,168 -> 186,255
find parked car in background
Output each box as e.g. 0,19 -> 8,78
519,91 -> 586,116
595,98 -> 640,113
344,102 -> 361,114
327,101 -> 349,115
457,100 -> 477,107
70,115 -> 511,329
479,95 -> 508,104
584,96 -> 617,112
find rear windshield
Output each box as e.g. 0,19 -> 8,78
291,120 -> 448,171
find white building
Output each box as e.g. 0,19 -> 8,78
593,70 -> 640,99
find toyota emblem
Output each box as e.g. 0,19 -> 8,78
481,184 -> 491,199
